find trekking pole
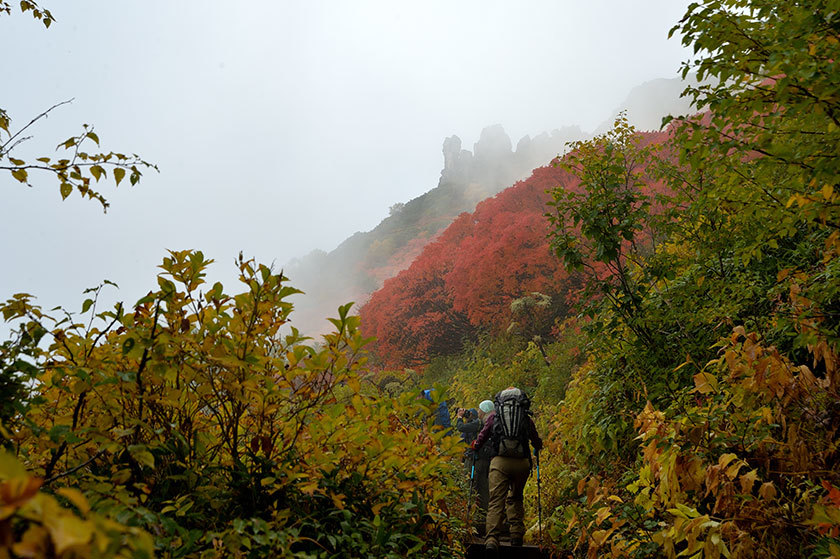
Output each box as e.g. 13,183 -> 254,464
466,449 -> 476,527
536,449 -> 543,548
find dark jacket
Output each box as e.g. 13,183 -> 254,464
473,411 -> 543,457
434,400 -> 451,429
456,416 -> 481,444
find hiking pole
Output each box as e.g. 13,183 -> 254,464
536,449 -> 543,548
466,449 -> 476,529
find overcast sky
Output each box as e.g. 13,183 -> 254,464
1,0 -> 692,322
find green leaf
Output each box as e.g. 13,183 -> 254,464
81,299 -> 94,313
89,165 -> 104,181
122,338 -> 135,355
48,424 -> 71,443
86,131 -> 100,145
128,445 -> 155,469
60,182 -> 72,199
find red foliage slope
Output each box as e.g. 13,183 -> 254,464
360,129 -> 672,368
360,164 -> 577,367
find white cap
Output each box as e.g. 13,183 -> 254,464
479,400 -> 494,413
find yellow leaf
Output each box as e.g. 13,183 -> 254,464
330,492 -> 345,510
822,184 -> 834,200
595,506 -> 611,525
11,168 -> 28,183
758,482 -> 776,501
0,476 -> 43,520
0,452 -> 28,478
739,470 -> 758,494
12,525 -> 49,558
113,167 -> 126,186
299,481 -> 318,496
56,487 -> 90,516
89,165 -> 104,182
43,511 -> 93,553
725,459 -> 743,480
590,529 -> 609,546
693,371 -> 718,394
111,469 -> 131,485
718,453 -> 737,469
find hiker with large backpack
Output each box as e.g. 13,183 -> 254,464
471,387 -> 543,552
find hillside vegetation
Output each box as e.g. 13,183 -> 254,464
2,1 -> 839,558
364,1 -> 840,557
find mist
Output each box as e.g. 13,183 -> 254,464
1,0 -> 694,328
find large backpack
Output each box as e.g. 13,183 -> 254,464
492,387 -> 532,458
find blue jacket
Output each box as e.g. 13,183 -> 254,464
421,389 -> 451,428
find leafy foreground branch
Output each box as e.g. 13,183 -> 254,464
0,250 -> 464,558
0,100 -> 157,212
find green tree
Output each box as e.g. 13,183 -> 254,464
546,113 -> 660,345
671,0 -> 840,348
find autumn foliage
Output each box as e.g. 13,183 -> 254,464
360,165 -> 582,367
0,251 -> 464,558
4,1 -> 840,558
361,127 -> 676,369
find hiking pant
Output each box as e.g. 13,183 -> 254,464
485,455 -> 531,545
473,456 -> 491,535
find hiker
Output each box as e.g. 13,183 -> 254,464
455,407 -> 481,444
472,387 -> 542,551
469,399 -> 496,537
421,388 -> 452,430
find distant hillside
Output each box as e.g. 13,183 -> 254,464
285,76 -> 697,338
284,124 -> 587,336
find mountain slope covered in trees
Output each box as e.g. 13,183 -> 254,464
285,76 -> 699,338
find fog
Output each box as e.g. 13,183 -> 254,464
1,0 -> 693,326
